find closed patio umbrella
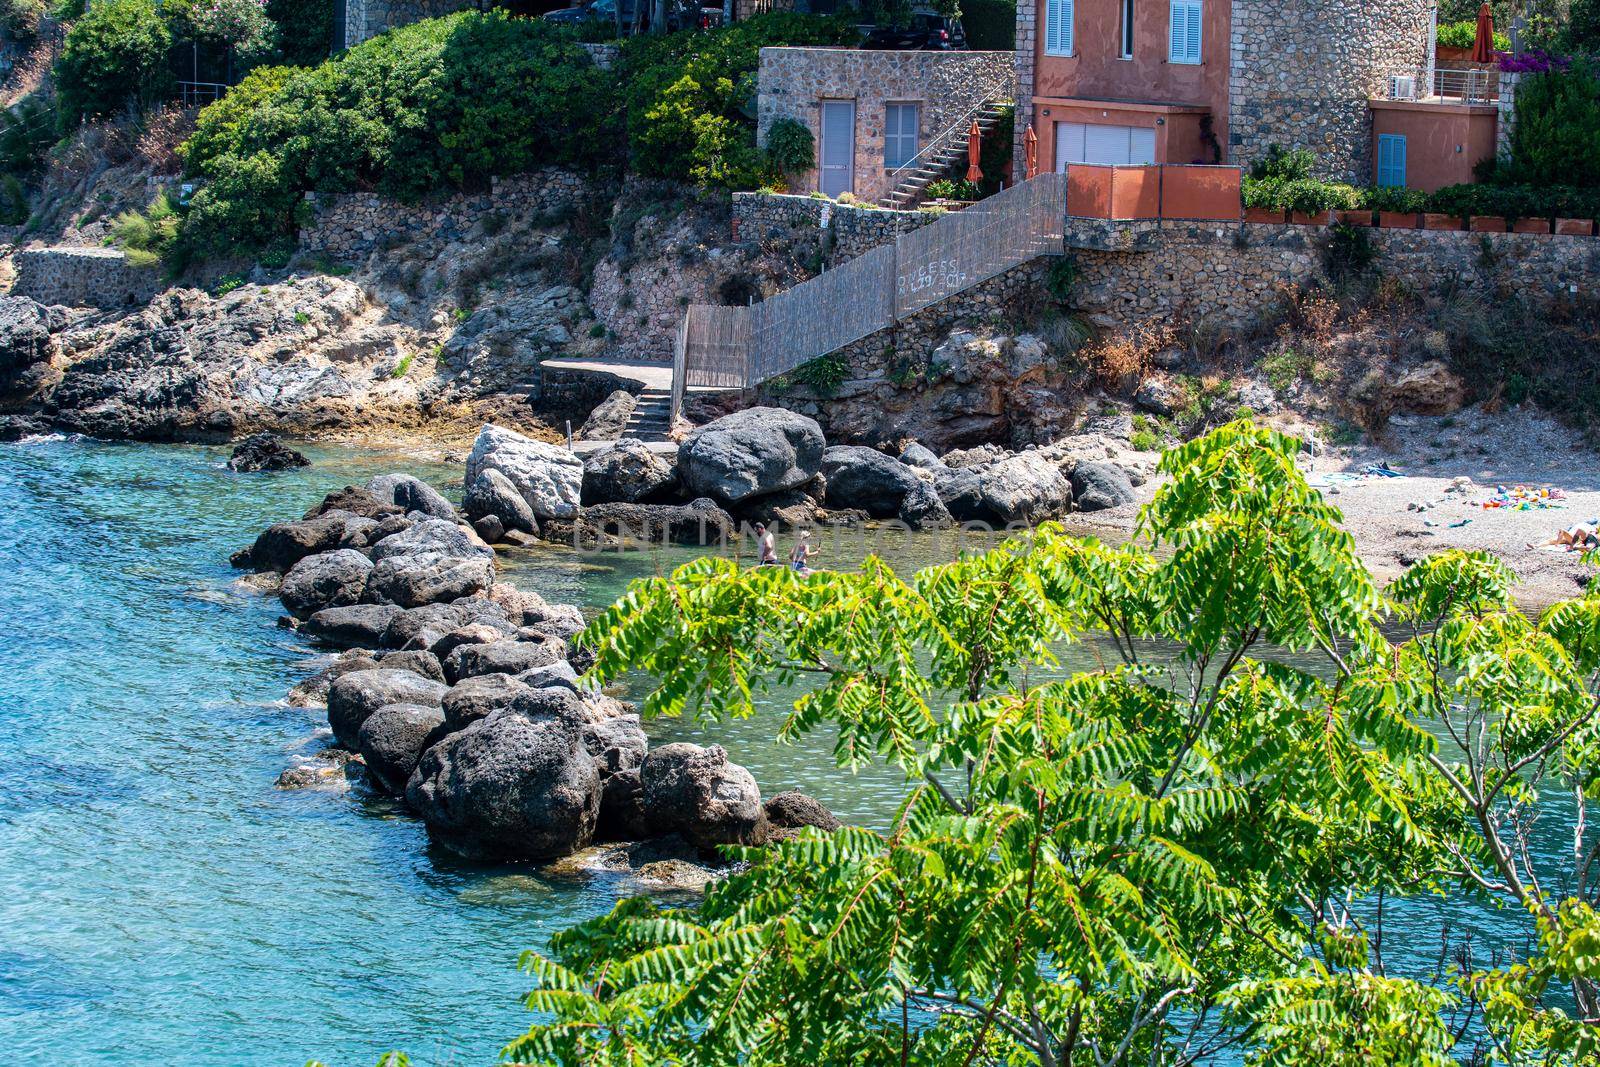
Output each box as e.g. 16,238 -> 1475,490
1024,124 -> 1039,179
966,120 -> 983,183
1473,2 -> 1496,63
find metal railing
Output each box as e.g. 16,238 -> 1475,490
1387,68 -> 1499,104
1433,67 -> 1499,104
880,92 -> 1011,206
178,81 -> 229,107
672,172 -> 1067,419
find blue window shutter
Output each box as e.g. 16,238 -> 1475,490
1046,0 -> 1072,54
1378,134 -> 1407,186
1185,1 -> 1200,61
1169,0 -> 1200,62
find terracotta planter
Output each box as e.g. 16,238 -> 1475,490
1378,211 -> 1419,229
1470,216 -> 1508,232
1290,209 -> 1331,226
1423,213 -> 1465,231
1336,210 -> 1375,227
1244,206 -> 1286,224
1512,217 -> 1552,234
1556,217 -> 1597,236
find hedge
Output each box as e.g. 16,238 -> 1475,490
178,12 -> 619,256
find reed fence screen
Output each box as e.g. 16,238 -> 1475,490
671,172 -> 1067,418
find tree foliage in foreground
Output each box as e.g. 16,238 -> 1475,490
497,420 -> 1600,1065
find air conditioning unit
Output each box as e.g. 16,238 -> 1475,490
1389,75 -> 1418,100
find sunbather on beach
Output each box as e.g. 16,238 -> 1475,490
1528,521 -> 1600,552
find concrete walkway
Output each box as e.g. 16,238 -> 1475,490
541,356 -> 674,391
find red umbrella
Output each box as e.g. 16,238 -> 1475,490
1472,1 -> 1496,63
965,120 -> 983,183
1024,124 -> 1039,179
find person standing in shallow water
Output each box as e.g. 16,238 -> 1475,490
790,530 -> 814,575
754,523 -> 779,566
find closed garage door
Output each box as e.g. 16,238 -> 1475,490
1054,123 -> 1157,169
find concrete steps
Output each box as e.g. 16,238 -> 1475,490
880,102 -> 1013,210
620,389 -> 673,442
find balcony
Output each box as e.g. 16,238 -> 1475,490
1384,68 -> 1500,106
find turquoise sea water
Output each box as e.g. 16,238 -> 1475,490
0,436 -> 1557,1065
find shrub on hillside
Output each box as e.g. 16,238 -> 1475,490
961,0 -> 1015,49
617,12 -> 857,189
55,0 -> 175,128
1502,60 -> 1600,187
177,12 -> 620,255
0,0 -> 45,40
265,0 -> 331,66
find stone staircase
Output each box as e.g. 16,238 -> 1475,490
879,100 -> 1013,210
621,388 -> 673,441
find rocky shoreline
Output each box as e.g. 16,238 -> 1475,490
242,456 -> 840,891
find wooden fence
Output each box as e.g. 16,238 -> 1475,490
672,171 -> 1069,419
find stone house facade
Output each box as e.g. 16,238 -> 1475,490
757,47 -> 1014,204
1015,0 -> 1438,184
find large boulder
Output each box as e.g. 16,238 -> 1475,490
227,433 -> 309,472
302,603 -> 405,648
303,486 -> 405,521
367,473 -> 458,521
932,466 -> 990,522
639,743 -> 767,851
764,791 -> 841,834
463,467 -> 537,534
821,445 -> 919,518
441,672 -> 532,732
898,479 -> 952,529
465,424 -> 583,519
279,549 -> 373,619
376,649 -> 445,683
581,715 -> 648,778
365,518 -> 496,609
898,442 -> 943,470
677,407 -> 824,504
382,599 -> 511,653
327,668 -> 448,748
582,439 -> 678,505
443,637 -> 565,684
1069,461 -> 1136,513
0,296 -> 54,384
405,705 -> 601,860
367,553 -> 494,609
979,452 -> 1073,525
239,511 -> 367,573
1387,360 -> 1466,416
357,702 -> 446,793
578,389 -> 638,441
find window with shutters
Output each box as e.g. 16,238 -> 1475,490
884,103 -> 919,170
1377,134 -> 1407,187
1044,0 -> 1073,55
1168,0 -> 1201,63
1119,0 -> 1134,58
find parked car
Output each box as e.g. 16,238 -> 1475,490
862,10 -> 966,49
544,0 -> 710,31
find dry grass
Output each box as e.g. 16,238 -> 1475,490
135,107 -> 196,175
1080,319 -> 1175,388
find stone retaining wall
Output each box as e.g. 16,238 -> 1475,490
731,191 -> 937,262
298,170 -> 596,262
10,247 -> 160,309
1067,219 -> 1600,328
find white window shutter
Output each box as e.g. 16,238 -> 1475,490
1168,0 -> 1183,60
1185,2 -> 1200,61
1170,0 -> 1200,62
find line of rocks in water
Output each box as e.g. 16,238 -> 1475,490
239,467 -> 838,891
455,404 -> 1150,553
